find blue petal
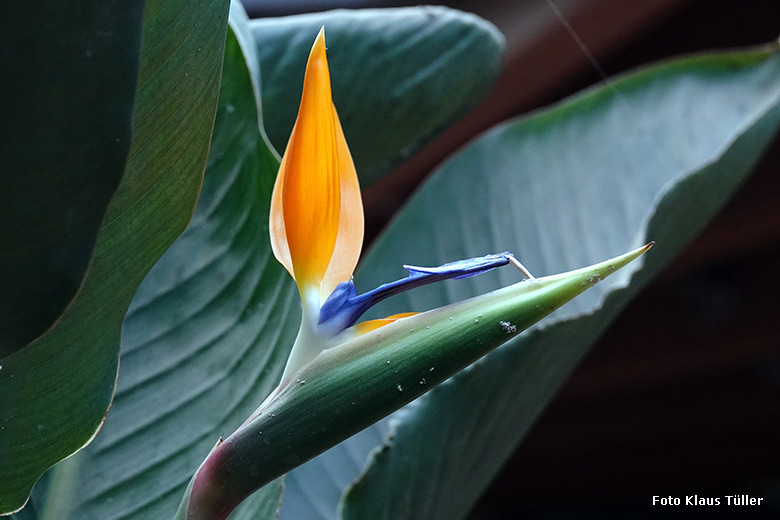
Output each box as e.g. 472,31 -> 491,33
318,252 -> 516,335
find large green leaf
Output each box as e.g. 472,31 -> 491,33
250,7 -> 504,186
7,4 -> 290,519
4,6 -> 507,519
0,3 -> 144,356
279,45 -> 780,520
0,0 -> 230,514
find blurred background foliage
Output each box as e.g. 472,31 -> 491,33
244,1 -> 780,518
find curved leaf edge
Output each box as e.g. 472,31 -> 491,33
0,0 -> 233,514
339,42 -> 780,519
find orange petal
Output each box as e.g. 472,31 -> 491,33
354,312 -> 418,335
269,28 -> 363,298
270,28 -> 339,288
269,151 -> 292,277
321,111 -> 363,297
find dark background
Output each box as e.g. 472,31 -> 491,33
245,0 -> 780,517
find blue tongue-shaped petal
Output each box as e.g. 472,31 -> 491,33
404,253 -> 515,279
318,252 -> 529,336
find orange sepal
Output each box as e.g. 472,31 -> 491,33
270,28 -> 363,299
354,312 -> 419,335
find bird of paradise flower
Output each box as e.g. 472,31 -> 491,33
270,29 -> 537,385
177,28 -> 650,520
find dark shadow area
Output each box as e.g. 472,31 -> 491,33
473,1 -> 780,517
243,0 -> 780,517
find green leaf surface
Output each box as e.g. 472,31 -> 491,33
250,7 -> 504,186
8,4 -> 291,519
340,45 -> 780,520
0,3 -> 144,355
0,0 -> 230,514
6,6 -> 504,518
280,45 -> 780,520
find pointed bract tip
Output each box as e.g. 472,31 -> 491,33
617,242 -> 653,266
